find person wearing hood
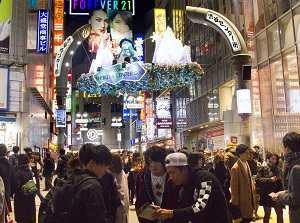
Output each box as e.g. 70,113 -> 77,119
12,154 -> 36,223
224,142 -> 238,170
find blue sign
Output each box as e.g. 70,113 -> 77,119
134,34 -> 145,62
136,120 -> 142,132
37,10 -> 49,54
93,62 -> 146,86
56,110 -> 66,127
123,96 -> 137,119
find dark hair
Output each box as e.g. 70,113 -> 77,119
282,132 -> 300,152
79,143 -> 112,166
187,152 -> 204,166
266,152 -> 280,165
110,152 -> 123,174
144,146 -> 167,167
12,146 -> 20,153
177,148 -> 188,157
0,144 -> 7,156
59,149 -> 66,155
108,10 -> 132,29
68,153 -> 83,175
236,144 -> 249,157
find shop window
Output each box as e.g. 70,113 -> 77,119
279,13 -> 294,50
212,66 -> 218,89
293,5 -> 300,43
202,75 -> 207,94
277,0 -> 291,17
244,0 -> 255,41
206,70 -> 212,92
265,0 -> 277,25
257,31 -> 268,63
267,23 -> 280,57
253,0 -> 265,33
292,0 -> 300,8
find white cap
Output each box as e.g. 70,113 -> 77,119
165,153 -> 188,167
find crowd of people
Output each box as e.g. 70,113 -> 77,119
0,131 -> 299,223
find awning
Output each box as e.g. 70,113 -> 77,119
29,87 -> 54,115
0,117 -> 16,122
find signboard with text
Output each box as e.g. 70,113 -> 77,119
0,67 -> 9,110
37,10 -> 49,54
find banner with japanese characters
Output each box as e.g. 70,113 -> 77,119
37,10 -> 49,53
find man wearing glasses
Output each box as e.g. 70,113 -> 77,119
135,146 -> 179,223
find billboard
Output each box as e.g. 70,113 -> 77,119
0,67 -> 9,110
0,0 -> 12,54
154,8 -> 166,37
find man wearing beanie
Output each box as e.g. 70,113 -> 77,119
153,152 -> 230,223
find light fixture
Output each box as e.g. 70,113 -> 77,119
66,62 -> 69,67
77,41 -> 81,45
70,51 -> 74,55
82,112 -> 88,118
76,113 -> 81,118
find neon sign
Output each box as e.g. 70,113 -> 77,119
69,0 -> 135,15
37,10 -> 49,53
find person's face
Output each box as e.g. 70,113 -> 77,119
89,10 -> 108,35
282,144 -> 292,155
148,159 -> 165,176
247,152 -> 254,161
166,166 -> 188,186
240,149 -> 250,161
269,155 -> 277,165
122,152 -> 127,159
112,14 -> 129,34
89,160 -> 109,179
197,158 -> 203,167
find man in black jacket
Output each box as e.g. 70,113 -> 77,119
9,145 -> 19,167
69,143 -> 112,223
55,148 -> 69,179
154,152 -> 230,223
0,144 -> 18,215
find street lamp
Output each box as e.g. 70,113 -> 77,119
75,112 -> 89,132
111,117 -> 122,151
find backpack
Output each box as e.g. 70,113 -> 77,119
38,175 -> 95,223
22,179 -> 37,196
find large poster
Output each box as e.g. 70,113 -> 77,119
0,0 -> 12,54
0,67 -> 9,111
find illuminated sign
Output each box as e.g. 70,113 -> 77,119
123,95 -> 137,119
69,0 -> 135,15
0,67 -> 9,111
56,110 -> 66,127
54,36 -> 74,77
35,65 -> 44,96
134,34 -> 144,62
154,8 -> 166,37
172,9 -> 184,42
53,0 -> 64,57
37,10 -> 49,54
237,89 -> 252,115
206,11 -> 241,52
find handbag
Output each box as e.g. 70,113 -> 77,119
228,202 -> 242,220
5,198 -> 17,223
22,179 -> 37,196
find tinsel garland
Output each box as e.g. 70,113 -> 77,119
77,62 -> 204,96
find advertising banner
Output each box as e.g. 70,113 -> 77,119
156,98 -> 172,129
82,128 -> 103,145
154,8 -> 166,37
0,0 -> 12,54
53,0 -> 64,57
56,110 -> 66,127
0,67 -> 9,111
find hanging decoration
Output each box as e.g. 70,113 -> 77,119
77,27 -> 204,96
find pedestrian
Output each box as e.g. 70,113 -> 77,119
154,152 -> 230,223
12,154 -> 36,223
29,153 -> 44,200
224,142 -> 238,170
55,148 -> 69,179
255,152 -> 284,223
187,152 -> 205,168
135,146 -> 180,223
0,176 -> 5,223
42,151 -> 55,191
9,145 -> 20,167
128,151 -> 142,205
69,143 -> 112,223
271,132 -> 300,223
109,152 -> 129,223
0,144 -> 18,218
230,144 -> 256,223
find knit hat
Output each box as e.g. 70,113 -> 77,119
165,153 -> 188,167
18,154 -> 29,165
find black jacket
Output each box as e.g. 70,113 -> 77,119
0,156 -> 18,212
9,153 -> 19,167
70,169 -> 108,223
173,166 -> 230,223
13,164 -> 36,223
56,155 -> 69,179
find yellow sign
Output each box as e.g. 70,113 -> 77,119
172,9 -> 184,43
154,8 -> 166,37
83,92 -> 102,98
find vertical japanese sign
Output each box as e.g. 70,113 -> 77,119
154,8 -> 166,37
251,68 -> 261,117
0,67 -> 9,110
53,0 -> 64,57
134,34 -> 144,62
0,0 -> 12,54
172,9 -> 184,42
37,10 -> 49,54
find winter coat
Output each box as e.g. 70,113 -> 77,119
255,163 -> 284,207
0,177 -> 5,223
69,169 -> 108,223
42,157 -> 55,177
9,153 -> 19,167
230,159 -> 256,219
99,170 -> 120,223
114,170 -> 129,223
13,164 -> 36,223
56,154 -> 69,179
135,167 -> 180,223
173,166 -> 230,223
277,158 -> 300,223
224,148 -> 238,170
0,156 -> 18,212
